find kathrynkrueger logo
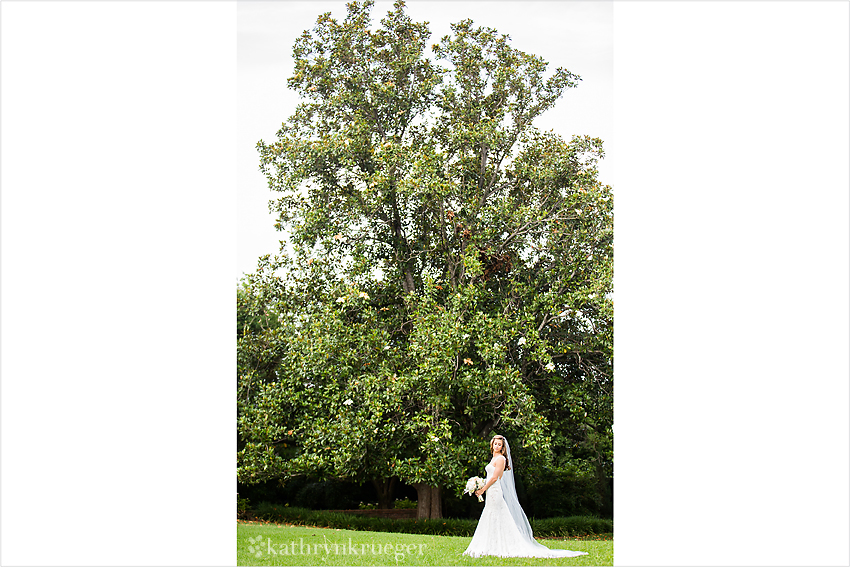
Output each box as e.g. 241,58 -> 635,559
244,535 -> 427,560
247,535 -> 264,558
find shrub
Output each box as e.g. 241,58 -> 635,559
525,471 -> 609,518
291,479 -> 361,510
237,478 -> 289,505
393,497 -> 417,509
530,515 -> 613,537
324,479 -> 358,509
237,494 -> 252,520
294,482 -> 325,510
443,493 -> 485,519
238,495 -> 251,513
251,502 -> 611,537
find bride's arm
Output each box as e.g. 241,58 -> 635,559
474,456 -> 506,496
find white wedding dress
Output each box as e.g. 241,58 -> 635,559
462,457 -> 588,559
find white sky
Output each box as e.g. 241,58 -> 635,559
237,1 -> 613,280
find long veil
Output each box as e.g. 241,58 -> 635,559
500,437 -> 587,557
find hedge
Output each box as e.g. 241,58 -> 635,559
249,503 -> 612,538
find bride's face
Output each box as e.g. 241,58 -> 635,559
492,438 -> 503,454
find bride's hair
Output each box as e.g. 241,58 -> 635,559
489,435 -> 511,470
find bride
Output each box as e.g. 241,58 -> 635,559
462,435 -> 589,559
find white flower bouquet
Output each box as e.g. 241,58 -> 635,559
463,476 -> 486,502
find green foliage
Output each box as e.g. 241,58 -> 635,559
239,0 -> 612,508
292,479 -> 358,510
352,497 -> 416,509
393,497 -> 417,509
236,281 -> 284,412
237,477 -> 292,507
525,470 -> 608,518
237,284 -> 281,339
530,516 -> 613,538
250,503 -> 612,537
238,495 -> 251,514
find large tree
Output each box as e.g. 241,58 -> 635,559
238,0 -> 613,519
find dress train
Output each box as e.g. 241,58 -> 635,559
462,462 -> 588,558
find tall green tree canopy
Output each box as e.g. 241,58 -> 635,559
238,0 -> 612,519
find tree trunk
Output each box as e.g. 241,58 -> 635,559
390,191 -> 417,295
402,268 -> 416,294
414,482 -> 430,519
476,416 -> 499,439
430,485 -> 442,518
372,477 -> 397,509
413,483 -> 442,519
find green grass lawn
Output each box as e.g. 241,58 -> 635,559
238,521 -> 612,566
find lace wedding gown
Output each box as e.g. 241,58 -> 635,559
462,460 -> 588,559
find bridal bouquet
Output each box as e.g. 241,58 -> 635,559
463,476 -> 486,502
